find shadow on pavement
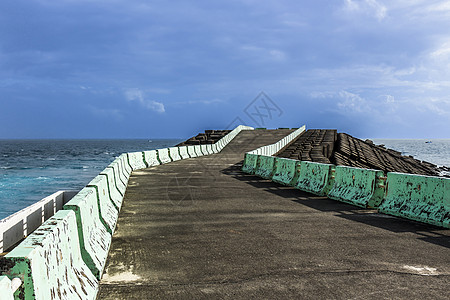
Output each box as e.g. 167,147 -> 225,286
221,162 -> 450,250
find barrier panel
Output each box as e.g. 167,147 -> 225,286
0,276 -> 14,300
127,152 -> 147,170
63,187 -> 112,279
327,166 -> 385,208
205,144 -> 213,155
143,150 -> 160,167
169,147 -> 182,161
296,161 -> 335,196
112,157 -> 129,186
86,175 -> 120,231
378,172 -> 450,228
99,167 -> 125,207
158,148 -> 172,164
211,143 -> 219,154
0,276 -> 21,300
255,155 -> 277,179
248,125 -> 306,156
106,161 -> 127,195
272,158 -> 302,186
178,146 -> 190,159
187,146 -> 197,158
194,145 -> 204,156
201,145 -> 209,155
2,210 -> 98,300
0,191 -> 76,253
119,153 -> 132,176
242,153 -> 259,174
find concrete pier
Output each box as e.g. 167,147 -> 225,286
98,130 -> 450,299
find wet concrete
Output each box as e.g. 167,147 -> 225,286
98,129 -> 450,299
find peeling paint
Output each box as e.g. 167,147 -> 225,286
297,161 -> 335,196
272,158 -> 301,186
379,172 -> 450,228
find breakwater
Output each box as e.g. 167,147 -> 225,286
0,125 -> 260,299
1,125 -> 449,299
243,132 -> 450,227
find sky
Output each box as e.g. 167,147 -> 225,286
1,0 -> 450,139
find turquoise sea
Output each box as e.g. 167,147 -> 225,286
0,138 -> 449,220
0,139 -> 181,219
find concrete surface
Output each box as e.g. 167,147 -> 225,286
98,129 -> 450,299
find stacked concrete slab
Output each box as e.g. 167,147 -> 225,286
277,130 -> 446,176
243,128 -> 450,228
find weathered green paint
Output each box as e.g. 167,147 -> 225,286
327,166 -> 385,208
98,171 -> 123,211
296,161 -> 335,196
242,153 -> 259,174
378,172 -> 450,228
100,167 -> 124,205
143,150 -> 160,167
127,152 -> 147,170
2,210 -> 98,299
63,188 -> 112,279
119,153 -> 133,174
255,155 -> 277,179
87,175 -> 119,231
272,158 -> 301,186
107,160 -> 127,195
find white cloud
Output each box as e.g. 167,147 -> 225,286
124,88 -> 165,113
337,90 -> 370,113
384,94 -> 395,103
343,0 -> 387,21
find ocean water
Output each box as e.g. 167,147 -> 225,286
371,139 -> 450,168
0,139 -> 181,220
1,138 -> 449,220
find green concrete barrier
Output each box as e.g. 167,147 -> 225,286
63,187 -> 112,279
187,145 -> 197,158
87,175 -> 119,231
178,146 -> 190,159
107,160 -> 127,195
296,161 -> 335,196
205,144 -> 213,155
194,145 -> 204,156
158,148 -> 172,164
201,145 -> 209,155
255,155 -> 277,179
127,152 -> 147,170
143,150 -> 160,167
1,210 -> 98,299
169,147 -> 182,161
99,167 -> 124,210
272,158 -> 302,186
378,173 -> 450,228
113,156 -> 130,186
242,153 -> 259,174
119,153 -> 132,175
327,166 -> 385,208
212,143 -> 219,154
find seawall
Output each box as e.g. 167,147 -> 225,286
1,125 -> 449,299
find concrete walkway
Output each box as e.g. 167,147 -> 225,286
98,130 -> 450,299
